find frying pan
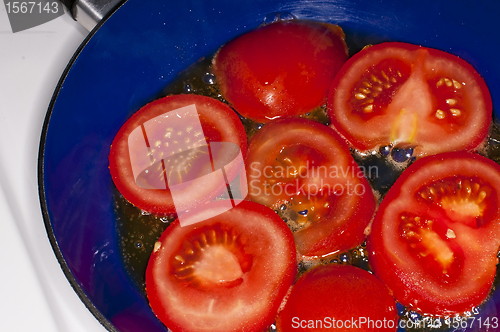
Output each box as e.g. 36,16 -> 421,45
39,0 -> 500,331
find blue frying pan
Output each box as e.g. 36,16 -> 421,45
39,0 -> 500,331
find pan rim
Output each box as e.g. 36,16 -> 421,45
37,1 -> 128,331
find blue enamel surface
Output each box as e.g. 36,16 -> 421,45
40,0 -> 500,331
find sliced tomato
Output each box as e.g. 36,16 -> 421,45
368,152 -> 500,315
277,264 -> 397,332
145,200 -> 297,332
328,42 -> 492,157
109,94 -> 247,214
245,118 -> 376,257
213,20 -> 348,123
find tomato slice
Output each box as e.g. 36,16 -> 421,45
109,94 -> 247,214
145,200 -> 297,332
245,118 -> 376,257
368,152 -> 500,315
213,20 -> 348,123
276,264 -> 398,332
328,42 -> 492,157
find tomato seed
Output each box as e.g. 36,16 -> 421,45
435,109 -> 446,119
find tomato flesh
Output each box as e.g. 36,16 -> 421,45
368,152 -> 500,315
245,118 -> 376,257
328,42 -> 492,157
349,58 -> 412,120
109,94 -> 247,214
276,264 -> 397,332
146,201 -> 297,332
398,212 -> 465,284
214,20 -> 348,123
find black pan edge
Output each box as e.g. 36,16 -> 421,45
37,2 -> 128,331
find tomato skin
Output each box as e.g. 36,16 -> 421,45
145,200 -> 297,332
109,94 -> 247,214
328,42 -> 492,157
368,152 -> 500,315
276,264 -> 397,332
245,118 -> 376,257
213,20 -> 348,123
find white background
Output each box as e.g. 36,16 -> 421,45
0,5 -> 108,332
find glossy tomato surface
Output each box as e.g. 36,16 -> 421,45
145,201 -> 296,332
245,118 -> 376,257
369,152 -> 500,315
213,20 -> 348,123
109,94 -> 247,214
328,42 -> 491,157
277,264 -> 397,332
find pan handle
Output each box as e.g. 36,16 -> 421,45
60,0 -> 124,31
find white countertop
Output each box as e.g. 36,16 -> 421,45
0,6 -> 108,332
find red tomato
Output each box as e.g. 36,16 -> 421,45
213,20 -> 348,123
277,264 -> 398,332
328,42 -> 492,157
368,152 -> 500,315
109,94 -> 247,214
145,200 -> 297,332
245,118 -> 376,257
